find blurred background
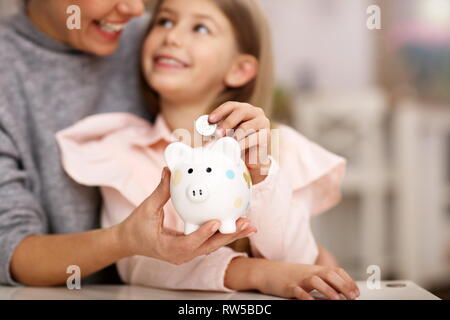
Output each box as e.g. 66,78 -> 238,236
258,0 -> 450,299
1,0 -> 449,298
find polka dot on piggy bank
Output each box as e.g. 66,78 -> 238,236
172,170 -> 183,186
243,171 -> 252,189
226,169 -> 235,179
234,197 -> 242,208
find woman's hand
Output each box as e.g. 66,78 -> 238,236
209,102 -> 271,185
116,167 -> 256,265
225,258 -> 360,300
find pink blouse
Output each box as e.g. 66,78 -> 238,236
56,113 -> 346,292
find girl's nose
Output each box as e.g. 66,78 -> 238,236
117,0 -> 146,17
165,27 -> 183,47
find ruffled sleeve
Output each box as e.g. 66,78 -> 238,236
55,112 -> 159,207
277,125 -> 346,216
245,125 -> 346,264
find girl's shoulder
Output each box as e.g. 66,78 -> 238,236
274,124 -> 346,192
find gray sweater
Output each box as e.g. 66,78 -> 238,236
0,6 -> 153,285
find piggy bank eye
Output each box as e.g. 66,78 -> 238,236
206,167 -> 212,173
188,168 -> 194,174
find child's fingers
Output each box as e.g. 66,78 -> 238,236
309,276 -> 341,300
323,271 -> 356,300
242,145 -> 271,173
219,108 -> 259,134
238,131 -> 270,150
239,134 -> 259,150
233,127 -> 256,142
293,286 -> 314,300
336,268 -> 360,297
209,102 -> 252,124
234,119 -> 270,138
208,101 -> 237,123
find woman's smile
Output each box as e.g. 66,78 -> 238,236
93,19 -> 129,40
26,0 -> 147,56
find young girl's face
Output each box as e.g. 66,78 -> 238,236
142,0 -> 257,103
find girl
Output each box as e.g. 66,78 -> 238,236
56,0 -> 359,300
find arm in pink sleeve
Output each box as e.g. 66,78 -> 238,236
246,159 -> 319,264
116,247 -> 247,292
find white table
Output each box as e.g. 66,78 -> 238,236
0,281 -> 440,300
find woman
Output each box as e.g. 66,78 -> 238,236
0,0 -> 254,287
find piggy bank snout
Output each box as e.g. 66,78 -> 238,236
186,184 -> 209,203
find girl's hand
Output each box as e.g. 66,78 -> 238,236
116,167 -> 257,265
255,260 -> 360,300
209,102 -> 271,185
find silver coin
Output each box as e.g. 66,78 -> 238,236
195,115 -> 217,137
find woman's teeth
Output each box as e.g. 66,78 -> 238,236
98,20 -> 127,34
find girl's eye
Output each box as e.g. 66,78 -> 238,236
157,18 -> 174,29
206,167 -> 212,173
194,24 -> 210,35
188,168 -> 194,174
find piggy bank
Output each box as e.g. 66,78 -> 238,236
164,137 -> 252,235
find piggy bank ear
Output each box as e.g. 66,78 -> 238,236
210,137 -> 241,164
164,142 -> 193,171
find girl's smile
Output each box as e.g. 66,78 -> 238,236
153,53 -> 191,70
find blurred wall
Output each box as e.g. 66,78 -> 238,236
0,0 -> 19,18
260,0 -> 376,91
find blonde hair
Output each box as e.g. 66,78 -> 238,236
143,0 -> 275,117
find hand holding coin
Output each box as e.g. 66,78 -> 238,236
195,115 -> 218,137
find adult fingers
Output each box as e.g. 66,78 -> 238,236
143,167 -> 171,214
162,227 -> 185,237
181,220 -> 222,250
165,218 -> 254,264
195,219 -> 256,256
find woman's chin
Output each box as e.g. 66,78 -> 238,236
80,38 -> 119,56
89,45 -> 118,57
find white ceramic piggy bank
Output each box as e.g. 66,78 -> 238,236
164,137 -> 252,235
